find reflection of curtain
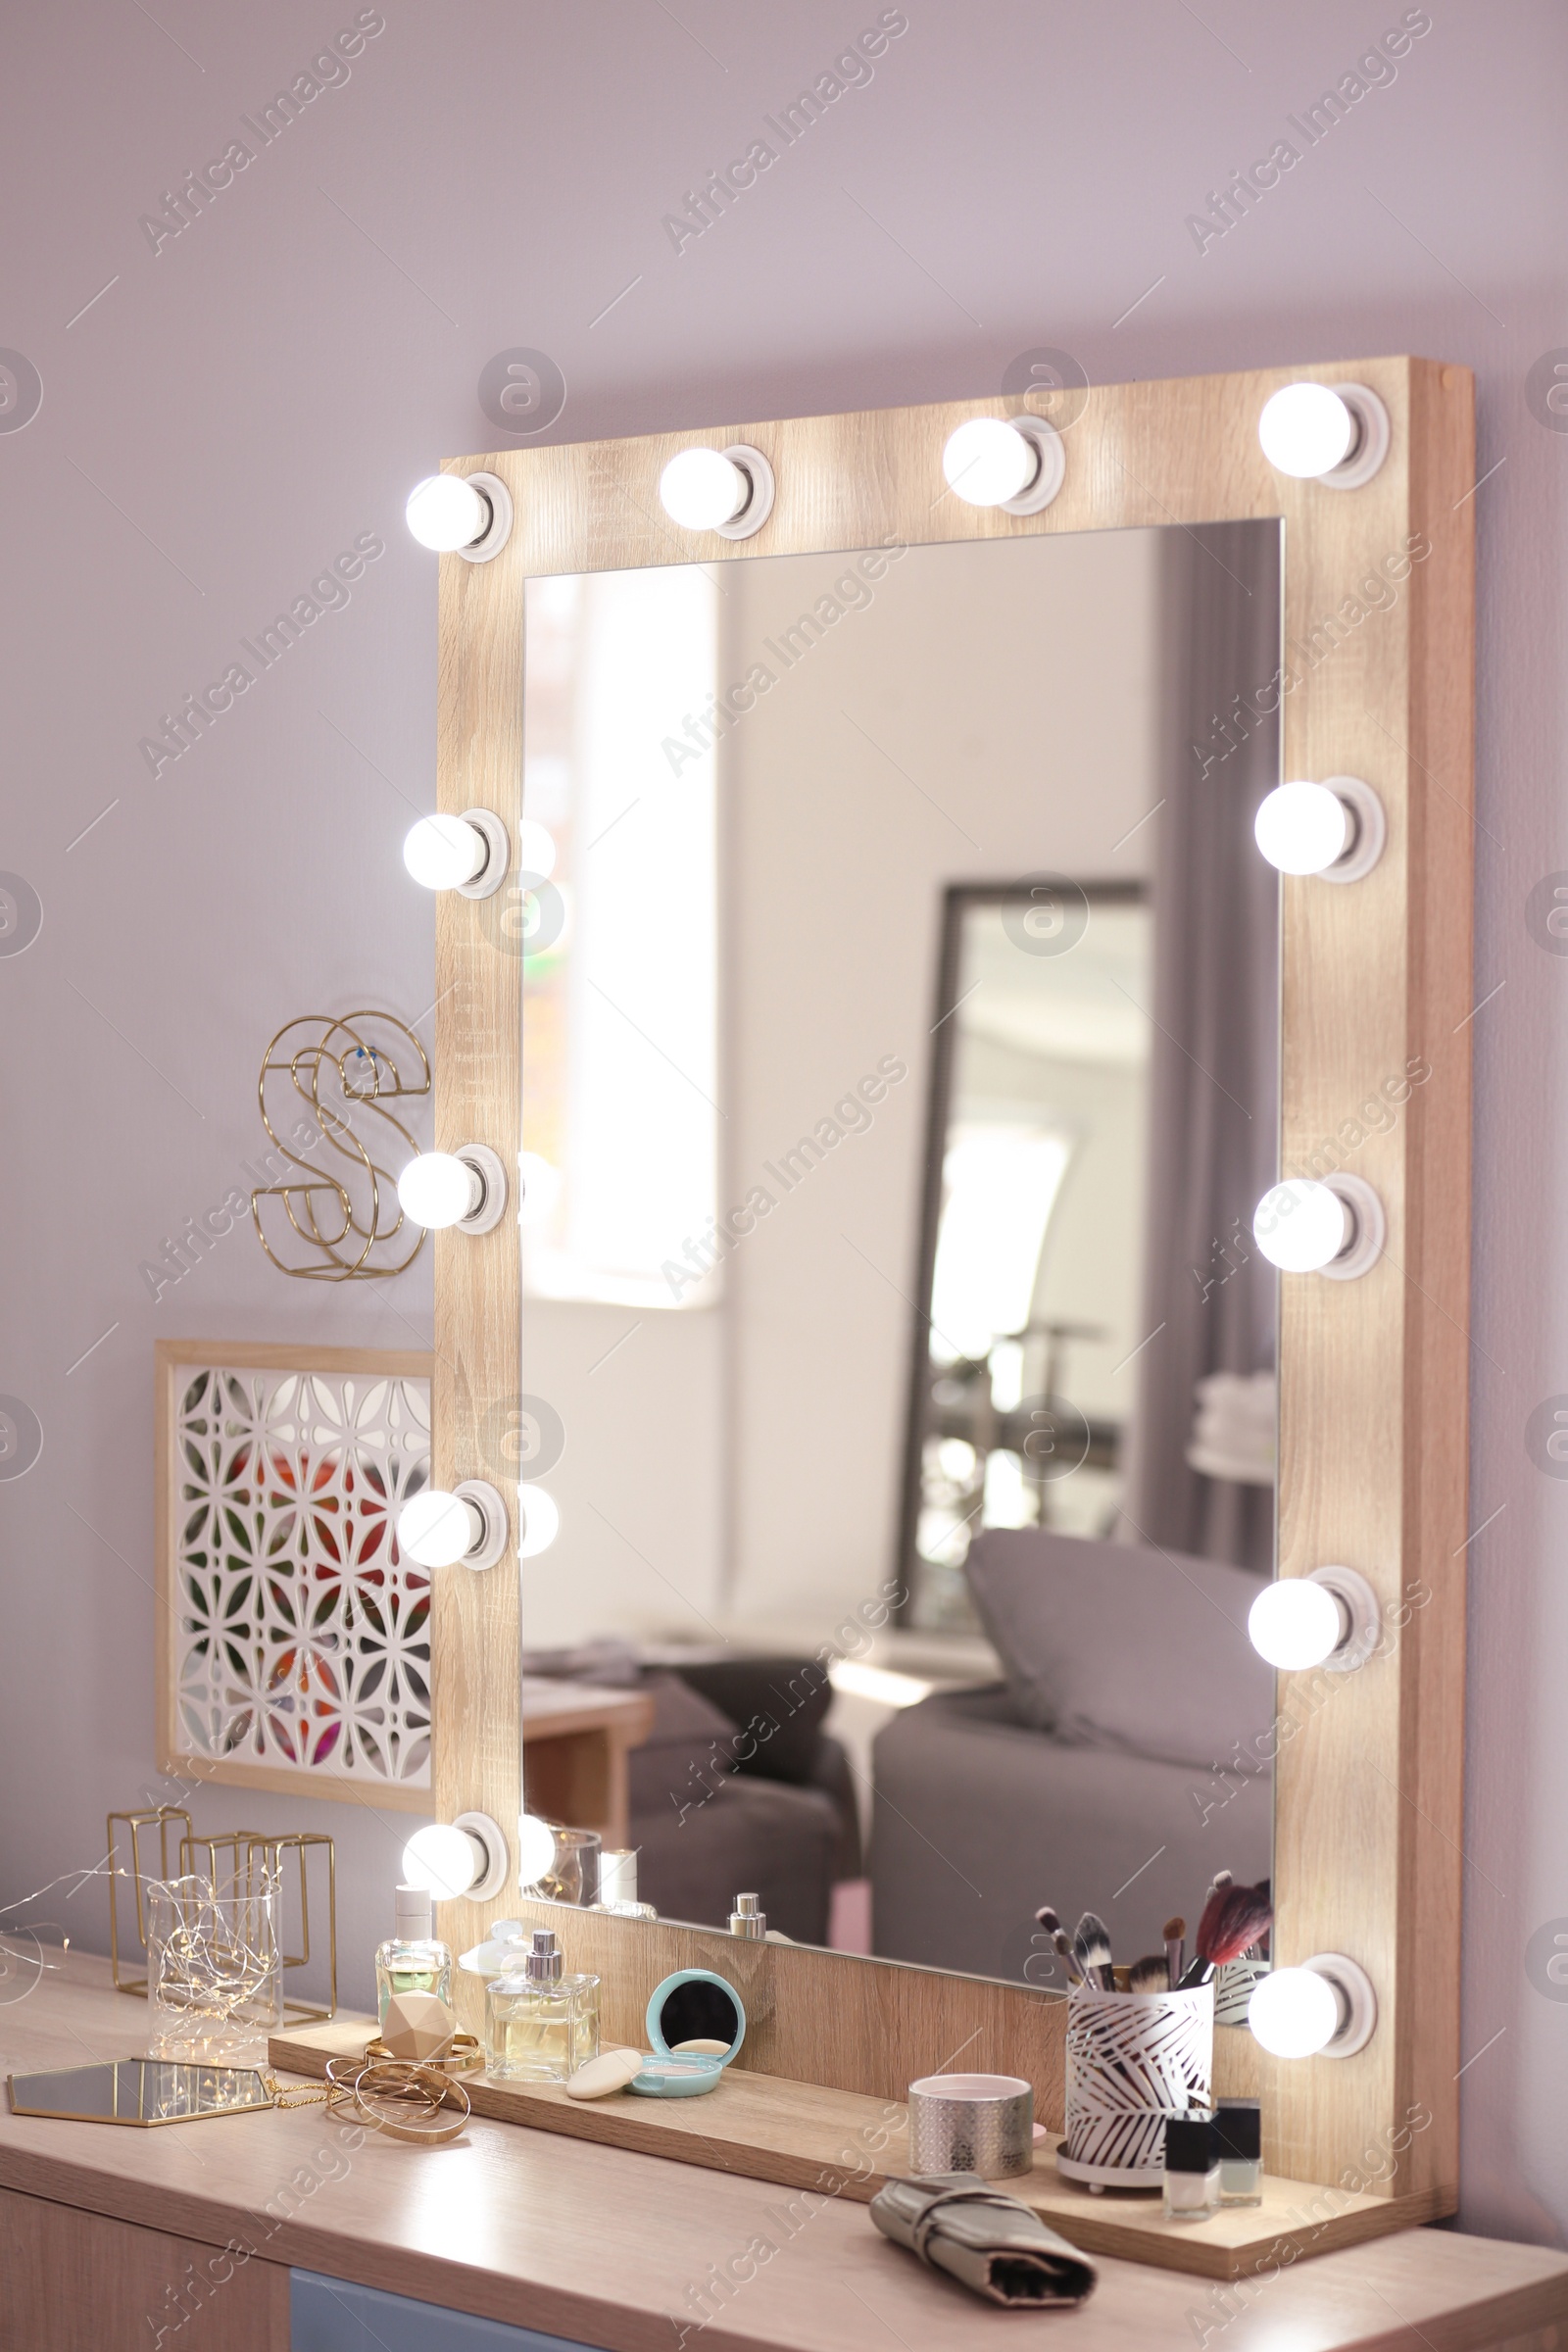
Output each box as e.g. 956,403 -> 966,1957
1120,523 -> 1281,1570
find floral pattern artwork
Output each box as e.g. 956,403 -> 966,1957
172,1366 -> 432,1788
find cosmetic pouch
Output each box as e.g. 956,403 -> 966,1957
868,2174 -> 1097,2308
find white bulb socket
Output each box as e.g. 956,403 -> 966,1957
659,443 -> 775,538
397,1145 -> 509,1235
1249,1564 -> 1383,1674
402,809 -> 511,899
1252,1172 -> 1384,1280
1257,382 -> 1390,488
402,1810 -> 510,1903
1255,777 -> 1385,883
1248,1954 -> 1378,2059
942,416 -> 1065,514
397,1479 -> 510,1572
517,1485 -> 561,1559
516,1811 -> 559,1890
405,469 -> 513,561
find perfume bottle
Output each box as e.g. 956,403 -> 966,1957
485,1930 -> 601,2082
591,1849 -> 657,1920
1214,2098 -> 1263,2205
374,1884 -> 453,2031
1162,2114 -> 1220,2221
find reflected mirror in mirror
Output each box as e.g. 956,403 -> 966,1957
6,2059 -> 274,2126
517,520 -> 1281,1997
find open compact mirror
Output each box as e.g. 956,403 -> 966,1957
6,2060 -> 274,2128
628,1969 -> 747,2097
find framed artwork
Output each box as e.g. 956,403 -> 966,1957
155,1341 -> 435,1810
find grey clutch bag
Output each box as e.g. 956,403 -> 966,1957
869,2174 -> 1098,2308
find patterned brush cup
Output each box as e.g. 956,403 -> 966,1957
908,2073 -> 1035,2180
1056,1983 -> 1214,2188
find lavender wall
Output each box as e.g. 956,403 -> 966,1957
1,0 -> 1562,2239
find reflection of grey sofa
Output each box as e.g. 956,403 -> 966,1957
629,1664 -> 860,1945
871,1530 -> 1274,1984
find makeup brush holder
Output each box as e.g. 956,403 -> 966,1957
1214,1956 -> 1269,2028
1056,1982 -> 1213,2189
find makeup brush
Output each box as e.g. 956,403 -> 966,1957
1051,1930 -> 1088,1987
1127,1953 -> 1170,1993
1074,1911 -> 1115,1991
1179,1880 -> 1274,1987
1035,1906 -> 1087,1987
1163,1916 -> 1186,1987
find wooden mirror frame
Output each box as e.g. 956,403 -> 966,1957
426,358 -> 1474,2216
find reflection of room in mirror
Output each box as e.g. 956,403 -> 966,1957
909,887 -> 1152,1627
517,521 -> 1282,1992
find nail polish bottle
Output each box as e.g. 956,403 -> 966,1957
374,1885 -> 452,2032
1163,2114 -> 1220,2221
1215,2098 -> 1263,2205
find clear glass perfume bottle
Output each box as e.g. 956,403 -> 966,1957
374,1884 -> 453,2031
485,1929 -> 601,2082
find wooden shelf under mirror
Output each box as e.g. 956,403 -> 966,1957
428,358 -> 1475,2221
270,2009 -> 1440,2282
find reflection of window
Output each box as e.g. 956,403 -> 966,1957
521,569 -> 718,1308
929,1126 -> 1074,1363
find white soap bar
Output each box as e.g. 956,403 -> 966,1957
565,2046 -> 646,2101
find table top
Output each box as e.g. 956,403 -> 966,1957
3,1950 -> 1564,2352
520,1676 -> 658,1740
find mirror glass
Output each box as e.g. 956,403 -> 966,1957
6,2059 -> 273,2125
517,520 -> 1282,1996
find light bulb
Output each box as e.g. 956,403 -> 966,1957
516,1151 -> 563,1228
1254,782 -> 1353,876
516,817 -> 558,880
517,1485 -> 561,1558
1252,1180 -> 1350,1274
1248,1579 -> 1346,1670
397,1152 -> 480,1231
660,447 -> 749,530
402,1822 -> 483,1901
398,1489 -> 482,1568
1248,1965 -> 1341,2058
942,416 -> 1040,508
516,1812 -> 558,1887
405,473 -> 491,552
403,814 -> 488,891
1258,383 -> 1357,479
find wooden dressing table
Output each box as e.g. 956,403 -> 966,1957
2,1953 -> 1562,2352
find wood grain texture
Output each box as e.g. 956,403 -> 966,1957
434,360 -> 1475,2191
154,1338 -> 435,1815
270,2011 -> 1436,2282
2,1955 -> 1559,2352
0,2181 -> 289,2351
433,531 -> 527,2028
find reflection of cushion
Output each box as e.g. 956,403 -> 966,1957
625,1673 -> 739,1815
964,1528 -> 1273,1772
671,1656 -> 833,1786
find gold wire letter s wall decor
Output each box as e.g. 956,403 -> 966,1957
250,1010 -> 430,1281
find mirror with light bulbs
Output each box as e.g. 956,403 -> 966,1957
420,363 -> 1474,2204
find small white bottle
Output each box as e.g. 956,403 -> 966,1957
373,1885 -> 453,2032
592,1849 -> 657,1919
1163,2115 -> 1220,2221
